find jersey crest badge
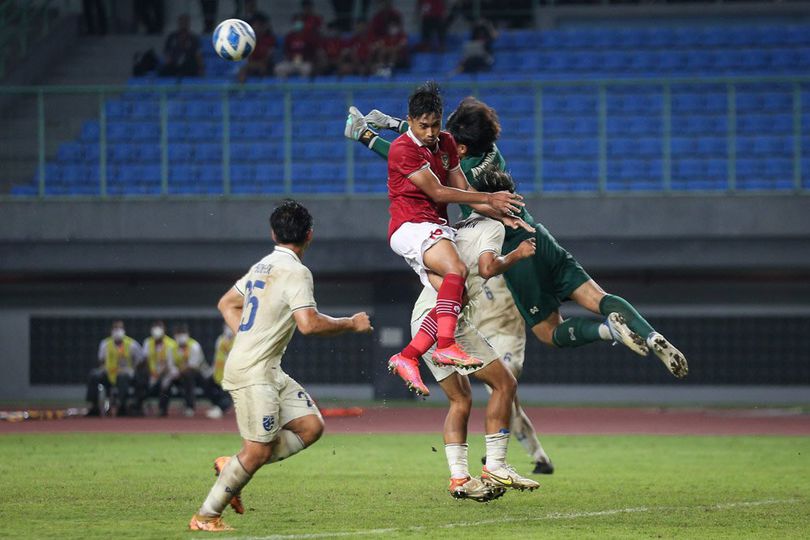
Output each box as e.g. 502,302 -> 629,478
440,153 -> 449,170
262,415 -> 275,432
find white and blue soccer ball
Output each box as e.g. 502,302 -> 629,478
212,19 -> 256,61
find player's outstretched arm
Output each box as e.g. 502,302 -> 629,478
409,167 -> 525,212
218,287 -> 244,335
345,106 -> 394,160
365,109 -> 409,134
479,238 -> 536,279
294,308 -> 373,337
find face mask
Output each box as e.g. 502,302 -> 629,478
112,328 -> 125,341
293,20 -> 304,32
151,326 -> 164,339
176,333 -> 189,345
223,326 -> 234,339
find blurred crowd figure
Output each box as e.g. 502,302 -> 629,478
85,320 -> 233,419
128,0 -> 519,81
273,0 -> 409,80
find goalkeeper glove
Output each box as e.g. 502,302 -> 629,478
344,106 -> 379,148
365,109 -> 407,133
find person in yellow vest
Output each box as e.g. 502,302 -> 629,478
133,320 -> 179,417
173,322 -> 206,417
204,324 -> 235,419
85,320 -> 144,416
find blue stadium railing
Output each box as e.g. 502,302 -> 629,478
1,76 -> 809,199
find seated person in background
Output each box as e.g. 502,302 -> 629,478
345,19 -> 375,76
173,323 -> 206,417
205,324 -> 236,419
158,14 -> 204,77
85,320 -> 144,417
315,21 -> 348,76
238,14 -> 276,83
369,0 -> 403,40
293,0 -> 323,36
417,0 -> 448,52
133,320 -> 179,417
372,22 -> 409,77
455,18 -> 496,74
274,19 -> 317,79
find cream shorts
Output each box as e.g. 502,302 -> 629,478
390,222 -> 456,288
484,332 -> 527,378
230,372 -> 322,443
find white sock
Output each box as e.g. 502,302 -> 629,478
444,443 -> 469,479
269,429 -> 306,463
484,432 -> 509,470
199,455 -> 252,517
510,404 -> 550,463
598,322 -> 612,341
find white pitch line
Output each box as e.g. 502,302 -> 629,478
207,498 -> 801,540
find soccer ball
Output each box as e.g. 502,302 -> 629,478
212,19 -> 256,61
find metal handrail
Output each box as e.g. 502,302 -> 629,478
1,75 -> 808,200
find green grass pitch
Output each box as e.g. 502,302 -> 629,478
1,433 -> 808,539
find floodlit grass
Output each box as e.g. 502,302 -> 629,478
1,433 -> 807,539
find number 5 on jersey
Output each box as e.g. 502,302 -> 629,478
239,279 -> 265,332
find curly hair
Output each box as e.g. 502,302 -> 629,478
474,168 -> 516,194
445,97 -> 501,156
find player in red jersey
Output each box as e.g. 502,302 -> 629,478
365,81 -> 527,395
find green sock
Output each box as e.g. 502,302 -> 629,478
551,317 -> 604,348
599,294 -> 655,339
368,133 -> 391,158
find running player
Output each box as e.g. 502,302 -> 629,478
349,81 -> 528,397
345,98 -> 688,379
189,200 -> 373,532
410,170 -> 541,498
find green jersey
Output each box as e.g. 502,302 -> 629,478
458,145 -> 536,245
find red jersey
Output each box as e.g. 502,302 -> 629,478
387,129 -> 460,239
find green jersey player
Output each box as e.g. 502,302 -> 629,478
344,98 -> 688,379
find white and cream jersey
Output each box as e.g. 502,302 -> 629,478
472,274 -> 525,341
222,246 -> 317,391
412,213 -> 505,320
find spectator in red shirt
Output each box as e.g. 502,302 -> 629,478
372,21 -> 410,77
315,21 -> 350,76
417,0 -> 448,51
293,0 -> 323,36
369,0 -> 403,39
274,19 -> 316,79
238,14 -> 277,83
345,19 -> 375,76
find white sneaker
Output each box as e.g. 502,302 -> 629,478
183,407 -> 195,417
481,464 -> 540,491
449,476 -> 505,502
344,106 -> 368,140
607,313 -> 649,356
205,406 -> 223,419
647,332 -> 688,379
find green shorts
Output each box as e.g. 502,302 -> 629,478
502,223 -> 591,327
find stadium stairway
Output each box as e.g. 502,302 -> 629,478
0,35 -> 156,191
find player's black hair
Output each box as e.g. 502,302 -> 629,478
445,97 -> 501,156
475,168 -> 516,194
408,81 -> 443,120
270,199 -> 313,245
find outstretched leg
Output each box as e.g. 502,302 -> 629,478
571,280 -> 688,378
473,361 -> 538,491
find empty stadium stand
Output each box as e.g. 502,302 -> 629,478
9,24 -> 810,197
